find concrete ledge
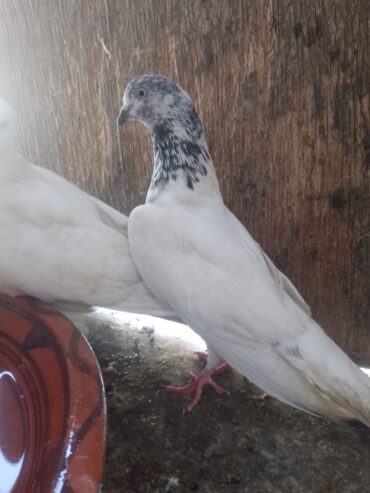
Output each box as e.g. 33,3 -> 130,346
86,314 -> 370,493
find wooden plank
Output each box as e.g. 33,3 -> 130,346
0,0 -> 369,361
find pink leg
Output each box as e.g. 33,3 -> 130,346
165,352 -> 230,411
196,351 -> 208,362
196,351 -> 229,374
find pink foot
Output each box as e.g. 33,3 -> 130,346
165,353 -> 230,411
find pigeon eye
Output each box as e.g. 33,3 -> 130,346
138,89 -> 146,98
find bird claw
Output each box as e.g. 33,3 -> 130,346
165,363 -> 230,411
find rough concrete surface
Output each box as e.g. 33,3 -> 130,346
86,313 -> 370,493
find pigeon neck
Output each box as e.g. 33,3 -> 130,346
146,120 -> 220,203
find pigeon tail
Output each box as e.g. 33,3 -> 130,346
210,326 -> 370,427
286,327 -> 370,428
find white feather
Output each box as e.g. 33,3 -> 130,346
0,99 -> 177,323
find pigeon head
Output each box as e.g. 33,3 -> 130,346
118,75 -> 203,140
0,99 -> 16,153
118,75 -> 219,199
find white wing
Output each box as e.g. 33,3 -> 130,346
0,103 -> 176,319
129,200 -> 370,424
129,202 -> 308,344
259,249 -> 311,316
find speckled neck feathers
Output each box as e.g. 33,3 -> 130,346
148,102 -> 212,195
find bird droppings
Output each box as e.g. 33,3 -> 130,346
86,315 -> 370,493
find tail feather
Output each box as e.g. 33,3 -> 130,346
282,326 -> 370,427
211,325 -> 370,427
210,333 -> 356,421
109,282 -> 181,322
55,282 -> 182,337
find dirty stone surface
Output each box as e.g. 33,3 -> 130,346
86,313 -> 370,493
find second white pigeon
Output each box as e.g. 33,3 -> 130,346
0,98 -> 177,328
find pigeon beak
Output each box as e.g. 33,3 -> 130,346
117,105 -> 132,126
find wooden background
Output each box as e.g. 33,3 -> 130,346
0,1 -> 369,362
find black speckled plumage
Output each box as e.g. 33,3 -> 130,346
151,131 -> 209,190
121,75 -> 211,191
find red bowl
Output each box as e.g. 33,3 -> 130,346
0,295 -> 106,492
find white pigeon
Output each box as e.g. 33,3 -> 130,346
0,98 -> 178,328
119,74 -> 370,426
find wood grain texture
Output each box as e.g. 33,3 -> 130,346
0,0 -> 369,361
